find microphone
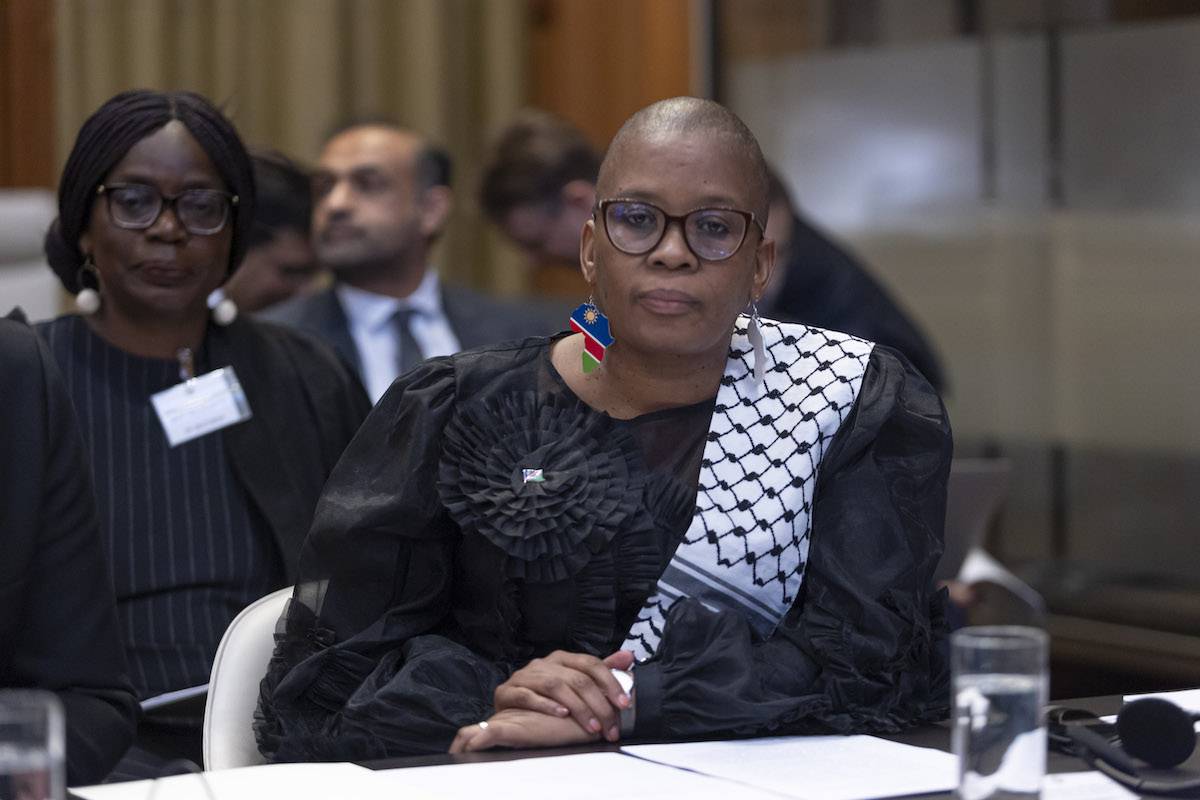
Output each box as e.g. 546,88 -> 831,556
1118,698 -> 1200,769
1048,701 -> 1200,797
1047,706 -> 1142,773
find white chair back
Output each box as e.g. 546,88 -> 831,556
203,585 -> 292,771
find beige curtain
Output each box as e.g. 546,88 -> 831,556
54,0 -> 530,292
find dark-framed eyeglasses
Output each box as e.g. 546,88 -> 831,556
97,183 -> 238,236
597,198 -> 763,262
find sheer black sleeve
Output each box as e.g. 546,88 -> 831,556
632,346 -> 952,739
255,359 -> 507,761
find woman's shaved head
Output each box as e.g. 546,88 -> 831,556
598,97 -> 770,221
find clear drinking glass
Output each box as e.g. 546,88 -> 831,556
952,626 -> 1049,800
0,691 -> 65,800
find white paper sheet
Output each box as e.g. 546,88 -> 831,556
373,752 -> 782,800
138,683 -> 208,711
622,735 -> 957,800
1121,687 -> 1200,731
1126,687 -> 1200,712
1042,771 -> 1138,799
72,762 -> 392,800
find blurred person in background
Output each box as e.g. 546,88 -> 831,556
761,167 -> 945,392
37,90 -> 370,776
264,121 -> 560,403
216,151 -> 323,314
480,109 -> 599,298
0,313 -> 137,786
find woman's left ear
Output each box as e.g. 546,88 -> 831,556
753,235 -> 775,299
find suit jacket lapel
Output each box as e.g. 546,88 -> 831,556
442,285 -> 497,350
439,285 -> 469,348
302,288 -> 362,379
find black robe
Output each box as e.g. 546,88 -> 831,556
256,332 -> 952,761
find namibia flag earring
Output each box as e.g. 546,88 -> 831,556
569,297 -> 615,374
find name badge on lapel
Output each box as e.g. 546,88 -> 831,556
151,366 -> 252,447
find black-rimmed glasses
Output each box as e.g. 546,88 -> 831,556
97,183 -> 238,235
597,198 -> 762,262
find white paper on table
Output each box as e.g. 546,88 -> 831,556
1042,771 -> 1138,799
71,762 -> 395,800
1122,687 -> 1200,731
1126,687 -> 1200,712
139,683 -> 208,711
622,735 -> 956,800
373,752 -> 782,800
1101,712 -> 1200,733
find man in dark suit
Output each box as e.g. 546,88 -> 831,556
0,314 -> 137,785
263,123 -> 560,402
762,168 -> 946,392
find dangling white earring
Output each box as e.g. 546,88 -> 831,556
748,299 -> 765,385
74,257 -> 101,315
207,288 -> 238,326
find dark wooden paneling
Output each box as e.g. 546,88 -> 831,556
528,0 -> 692,150
0,0 -> 55,187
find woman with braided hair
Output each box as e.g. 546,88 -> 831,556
33,90 -> 370,774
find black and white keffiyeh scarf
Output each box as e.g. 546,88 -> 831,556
621,315 -> 874,661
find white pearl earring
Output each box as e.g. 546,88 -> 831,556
208,288 -> 238,326
74,257 -> 101,315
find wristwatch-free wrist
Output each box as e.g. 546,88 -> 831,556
610,667 -> 636,736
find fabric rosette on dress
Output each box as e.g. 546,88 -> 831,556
438,392 -> 648,583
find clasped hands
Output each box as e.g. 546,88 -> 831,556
449,649 -> 634,753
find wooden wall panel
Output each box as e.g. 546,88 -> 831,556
0,0 -> 55,186
528,0 -> 692,150
50,0 -> 526,292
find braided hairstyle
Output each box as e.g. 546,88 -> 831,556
44,90 -> 256,293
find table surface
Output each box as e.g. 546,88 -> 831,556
358,694 -> 1200,800
68,695 -> 1198,800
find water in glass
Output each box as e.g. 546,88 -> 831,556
954,672 -> 1047,800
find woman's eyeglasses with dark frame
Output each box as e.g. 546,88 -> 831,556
97,183 -> 239,236
597,198 -> 763,262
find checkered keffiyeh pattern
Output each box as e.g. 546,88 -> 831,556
621,316 -> 874,661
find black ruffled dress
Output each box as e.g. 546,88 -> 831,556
255,334 -> 952,761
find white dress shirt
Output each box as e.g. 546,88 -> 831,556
336,270 -> 461,403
